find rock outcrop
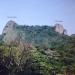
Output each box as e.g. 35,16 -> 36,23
2,20 -> 17,34
2,20 -> 18,44
54,23 -> 67,35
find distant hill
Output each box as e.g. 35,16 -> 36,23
2,20 -> 68,48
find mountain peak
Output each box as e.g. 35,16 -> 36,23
54,23 -> 67,35
6,20 -> 17,26
2,20 -> 17,35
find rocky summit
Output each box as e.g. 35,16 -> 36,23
54,23 -> 67,35
2,20 -> 18,44
2,20 -> 17,34
2,20 -> 67,47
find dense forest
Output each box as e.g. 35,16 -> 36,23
0,21 -> 75,75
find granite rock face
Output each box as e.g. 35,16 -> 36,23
54,23 -> 67,35
2,20 -> 18,44
2,20 -> 17,34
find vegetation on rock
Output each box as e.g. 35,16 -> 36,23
0,21 -> 75,75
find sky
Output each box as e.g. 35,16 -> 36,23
0,0 -> 75,35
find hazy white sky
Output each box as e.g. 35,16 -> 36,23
0,0 -> 75,35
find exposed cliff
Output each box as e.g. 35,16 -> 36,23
2,20 -> 18,44
54,23 -> 67,35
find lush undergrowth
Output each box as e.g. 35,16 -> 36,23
0,35 -> 75,75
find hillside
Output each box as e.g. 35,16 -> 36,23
2,20 -> 67,48
0,20 -> 75,75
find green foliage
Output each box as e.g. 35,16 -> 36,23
0,25 -> 75,75
15,25 -> 65,48
30,48 -> 52,75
